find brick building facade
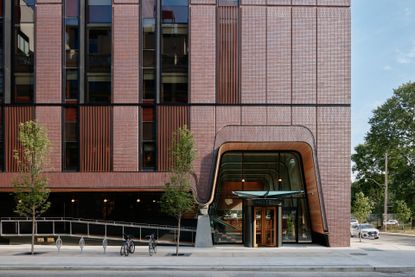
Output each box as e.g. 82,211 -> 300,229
0,0 -> 350,247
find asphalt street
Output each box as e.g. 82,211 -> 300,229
1,271 -> 415,277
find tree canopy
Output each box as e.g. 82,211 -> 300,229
352,82 -> 415,216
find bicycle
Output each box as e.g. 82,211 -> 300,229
147,233 -> 157,256
120,234 -> 135,256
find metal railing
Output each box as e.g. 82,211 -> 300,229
0,217 -> 196,245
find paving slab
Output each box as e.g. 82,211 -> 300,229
0,235 -> 414,273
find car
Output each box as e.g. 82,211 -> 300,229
383,219 -> 399,226
351,218 -> 359,225
351,223 -> 380,239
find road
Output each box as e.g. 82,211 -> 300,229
1,271 -> 415,277
378,233 -> 415,246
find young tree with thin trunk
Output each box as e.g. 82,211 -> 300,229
352,192 -> 373,242
12,121 -> 51,255
394,200 -> 412,230
160,126 -> 196,256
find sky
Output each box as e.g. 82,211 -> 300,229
352,0 -> 415,152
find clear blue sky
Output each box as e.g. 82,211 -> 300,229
352,0 -> 415,152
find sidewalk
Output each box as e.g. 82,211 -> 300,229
0,237 -> 415,273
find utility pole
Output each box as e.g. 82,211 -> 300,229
384,152 -> 388,232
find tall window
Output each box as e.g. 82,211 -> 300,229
0,0 -> 4,103
0,108 -> 3,172
161,0 -> 188,103
64,0 -> 80,102
86,0 -> 111,103
0,1 -> 4,171
142,107 -> 156,170
142,0 -> 156,101
141,0 -> 157,170
63,0 -> 80,171
63,107 -> 79,171
13,0 -> 35,103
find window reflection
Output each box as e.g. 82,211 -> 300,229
161,0 -> 188,103
14,0 -> 35,23
13,0 -> 34,104
87,0 -> 112,23
65,0 -> 79,17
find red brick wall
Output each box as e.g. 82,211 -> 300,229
267,107 -> 291,126
113,107 -> 139,171
113,2 -> 140,103
215,106 -> 241,132
190,5 -> 216,103
317,107 -> 351,247
36,107 -> 62,172
242,106 -> 267,126
293,0 -> 316,5
190,106 -> 216,202
241,6 -> 266,103
317,7 -> 351,104
292,107 -> 317,135
112,2 -> 140,171
318,0 -> 350,6
292,7 -> 317,104
35,2 -> 62,103
267,7 -> 291,104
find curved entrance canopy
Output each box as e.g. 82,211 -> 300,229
233,190 -> 304,199
205,125 -> 329,246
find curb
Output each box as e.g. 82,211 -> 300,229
1,265 -> 415,273
381,232 -> 415,237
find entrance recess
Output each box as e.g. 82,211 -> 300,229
254,207 -> 276,247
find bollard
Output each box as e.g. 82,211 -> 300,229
56,236 -> 62,253
102,238 -> 108,254
79,236 -> 85,253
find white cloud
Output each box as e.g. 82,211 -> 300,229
404,7 -> 411,17
396,43 -> 415,64
383,65 -> 392,71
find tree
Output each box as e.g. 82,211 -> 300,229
394,200 -> 412,229
12,121 -> 51,255
352,82 -> 415,217
352,192 -> 373,242
160,126 -> 196,256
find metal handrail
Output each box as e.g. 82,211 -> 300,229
0,217 -> 196,231
0,217 -> 196,244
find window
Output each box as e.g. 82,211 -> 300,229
142,17 -> 156,100
0,108 -> 3,171
86,75 -> 111,103
86,0 -> 111,104
64,0 -> 80,102
87,0 -> 112,24
63,107 -> 79,171
160,0 -> 188,103
142,107 -> 156,170
65,0 -> 79,17
210,152 -> 312,244
12,0 -> 35,103
0,1 -> 4,103
87,28 -> 111,73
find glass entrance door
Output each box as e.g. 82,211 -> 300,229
254,207 -> 276,247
